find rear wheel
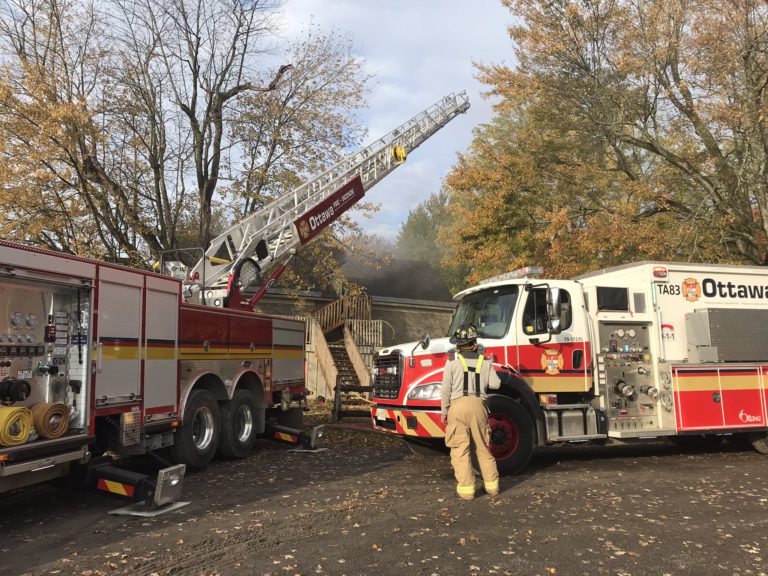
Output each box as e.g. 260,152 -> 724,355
486,395 -> 535,475
218,390 -> 260,459
169,390 -> 220,469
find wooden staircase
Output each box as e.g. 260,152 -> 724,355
310,295 -> 379,421
328,342 -> 371,420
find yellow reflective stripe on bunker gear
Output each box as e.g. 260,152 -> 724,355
484,479 -> 499,491
456,484 -> 476,495
457,354 -> 484,396
456,354 -> 483,371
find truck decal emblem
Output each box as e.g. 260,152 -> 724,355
682,278 -> 701,302
738,409 -> 761,424
541,349 -> 563,375
298,220 -> 310,241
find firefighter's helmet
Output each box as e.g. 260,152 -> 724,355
450,323 -> 478,346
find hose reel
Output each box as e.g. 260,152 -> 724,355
31,402 -> 70,439
0,406 -> 32,446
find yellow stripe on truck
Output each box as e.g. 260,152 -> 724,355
415,412 -> 443,437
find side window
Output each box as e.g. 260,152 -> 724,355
522,288 -> 573,335
522,288 -> 548,335
558,289 -> 572,331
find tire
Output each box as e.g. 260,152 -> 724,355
486,395 -> 535,475
747,431 -> 768,454
169,389 -> 220,469
403,437 -> 449,458
218,390 -> 260,459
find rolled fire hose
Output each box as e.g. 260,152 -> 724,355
31,402 -> 70,439
0,406 -> 33,446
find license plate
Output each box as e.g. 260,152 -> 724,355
375,408 -> 387,421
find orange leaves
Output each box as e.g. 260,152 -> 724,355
438,0 -> 768,273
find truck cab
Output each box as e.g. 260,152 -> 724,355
371,268 -> 605,474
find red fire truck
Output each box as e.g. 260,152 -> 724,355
371,263 -> 768,474
0,92 -> 469,503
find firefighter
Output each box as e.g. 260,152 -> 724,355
441,323 -> 501,500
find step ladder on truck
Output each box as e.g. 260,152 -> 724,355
0,92 -> 470,511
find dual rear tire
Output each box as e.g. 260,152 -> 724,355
169,389 -> 260,469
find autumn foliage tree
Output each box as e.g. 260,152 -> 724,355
0,0 -> 369,270
444,0 -> 768,282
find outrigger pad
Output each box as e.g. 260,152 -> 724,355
153,464 -> 186,508
108,464 -> 188,517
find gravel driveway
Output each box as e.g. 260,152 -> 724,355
2,428 -> 768,576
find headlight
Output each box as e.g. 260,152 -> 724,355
407,383 -> 442,401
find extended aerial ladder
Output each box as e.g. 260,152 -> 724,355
183,91 -> 470,309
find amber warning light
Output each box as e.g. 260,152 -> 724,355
653,266 -> 668,278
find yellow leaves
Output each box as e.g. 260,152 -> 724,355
458,534 -> 480,546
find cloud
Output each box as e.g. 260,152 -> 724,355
281,0 -> 513,241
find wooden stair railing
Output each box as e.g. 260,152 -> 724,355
312,295 -> 372,333
344,325 -> 372,389
308,318 -> 337,400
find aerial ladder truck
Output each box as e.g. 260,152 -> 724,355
180,92 -> 470,311
0,92 -> 469,508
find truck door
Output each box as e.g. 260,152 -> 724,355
143,276 -> 179,417
515,285 -> 591,393
95,269 -> 142,406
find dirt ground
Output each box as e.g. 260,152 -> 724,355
3,415 -> 768,576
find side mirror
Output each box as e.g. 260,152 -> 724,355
419,333 -> 431,350
547,288 -> 563,335
409,333 -> 431,367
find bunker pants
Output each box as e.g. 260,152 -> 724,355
444,396 -> 499,499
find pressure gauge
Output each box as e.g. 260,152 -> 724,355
10,312 -> 25,329
27,313 -> 39,328
628,328 -> 636,338
616,329 -> 625,338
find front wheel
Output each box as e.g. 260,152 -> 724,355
486,395 -> 535,476
218,390 -> 260,459
169,389 -> 221,469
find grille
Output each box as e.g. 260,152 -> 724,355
372,352 -> 402,400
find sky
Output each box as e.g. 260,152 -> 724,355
280,0 -> 514,242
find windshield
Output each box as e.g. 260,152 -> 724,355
447,285 -> 519,339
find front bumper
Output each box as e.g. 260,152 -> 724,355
371,406 -> 445,438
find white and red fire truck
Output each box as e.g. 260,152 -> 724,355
371,262 -> 768,474
0,92 -> 470,502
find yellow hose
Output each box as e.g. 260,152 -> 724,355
0,406 -> 32,446
31,403 -> 69,439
